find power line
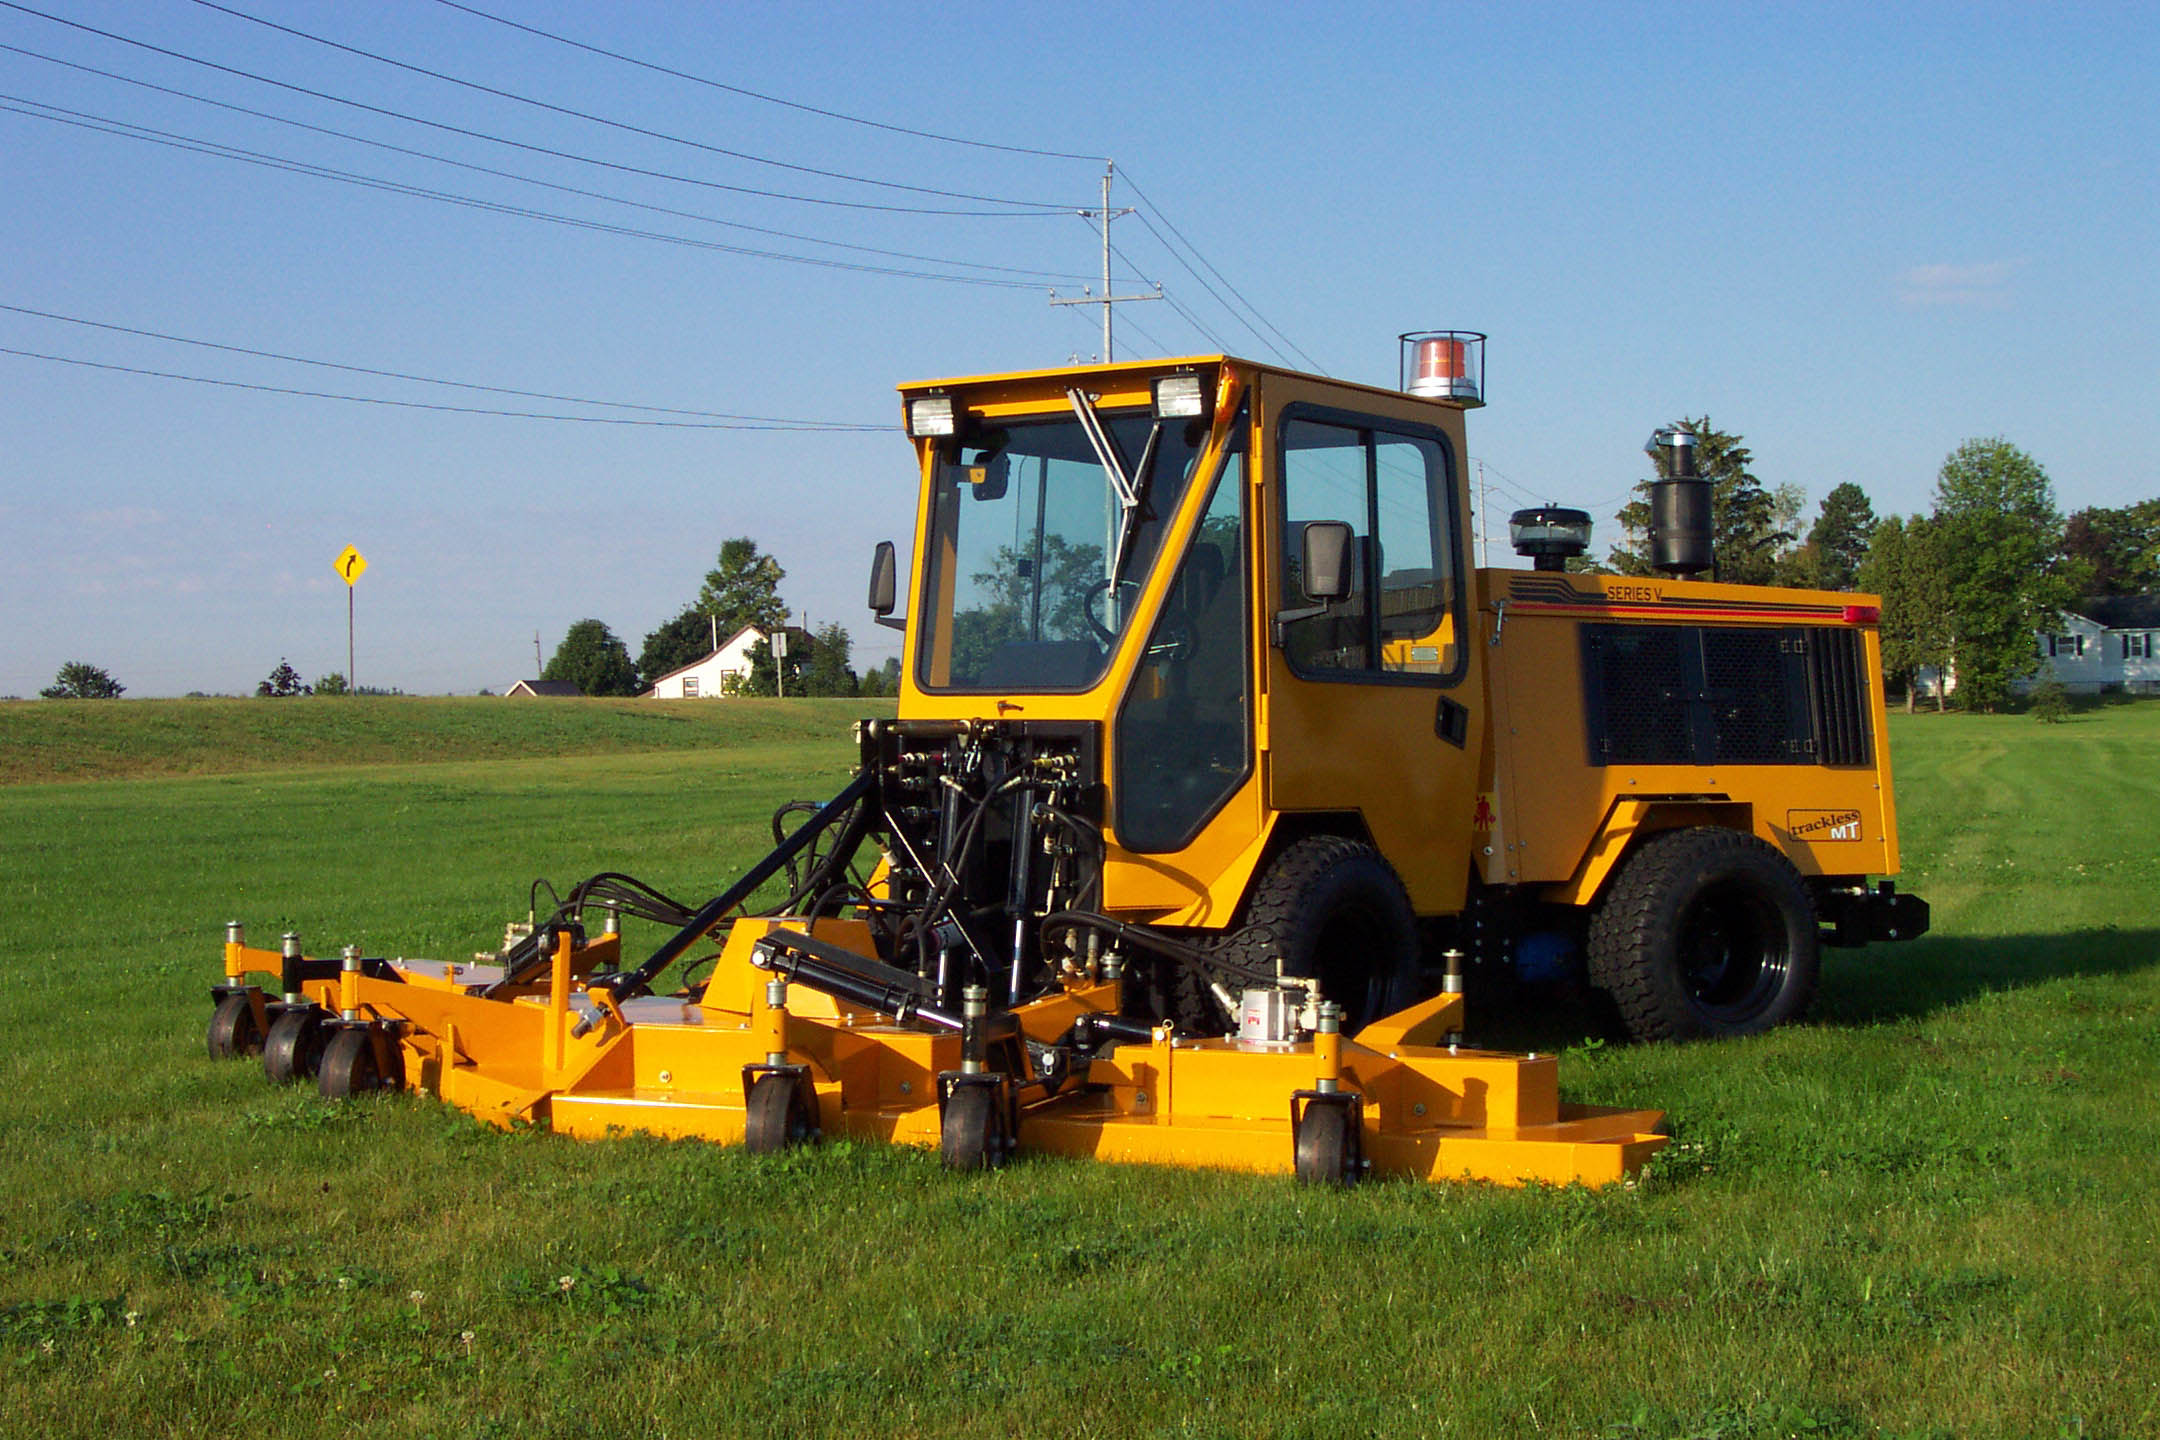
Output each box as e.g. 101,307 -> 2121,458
0,45 -> 1098,283
0,98 -> 1053,288
1118,168 -> 1325,374
429,0 -> 1103,163
0,301 -> 881,426
1101,237 -> 1237,354
184,0 -> 1073,209
0,343 -> 890,429
1123,211 -> 1290,365
0,1 -> 1067,216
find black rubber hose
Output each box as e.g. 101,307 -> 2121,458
1038,911 -> 1306,991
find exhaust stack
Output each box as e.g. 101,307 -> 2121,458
1646,426 -> 1713,576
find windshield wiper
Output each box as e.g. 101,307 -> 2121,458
1108,423 -> 1163,586
1065,387 -> 1163,591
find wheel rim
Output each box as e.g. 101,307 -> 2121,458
1677,879 -> 1788,1024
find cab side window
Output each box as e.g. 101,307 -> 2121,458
1280,417 -> 1459,680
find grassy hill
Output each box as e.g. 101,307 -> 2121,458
0,700 -> 2155,1437
0,695 -> 893,785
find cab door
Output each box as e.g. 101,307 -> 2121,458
1256,373 -> 1485,914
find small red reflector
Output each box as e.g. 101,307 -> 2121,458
1842,605 -> 1881,625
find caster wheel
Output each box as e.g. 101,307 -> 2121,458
208,994 -> 262,1060
1294,1102 -> 1357,1187
743,1072 -> 817,1153
318,1028 -> 391,1099
263,1009 -> 328,1085
939,1084 -> 999,1172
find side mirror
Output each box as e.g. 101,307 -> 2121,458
1301,521 -> 1355,602
868,541 -> 906,632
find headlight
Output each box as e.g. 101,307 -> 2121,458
1151,373 -> 1208,421
905,395 -> 957,438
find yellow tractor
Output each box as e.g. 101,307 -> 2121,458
206,335 -> 1925,1186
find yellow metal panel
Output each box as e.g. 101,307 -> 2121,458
1483,569 -> 1899,897
1253,370 -> 1485,915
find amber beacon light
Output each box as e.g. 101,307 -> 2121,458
1400,330 -> 1486,406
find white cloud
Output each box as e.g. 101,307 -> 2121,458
1898,260 -> 2021,308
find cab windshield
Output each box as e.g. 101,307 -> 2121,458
916,407 -> 1206,692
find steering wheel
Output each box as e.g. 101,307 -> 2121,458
1081,576 -> 1141,644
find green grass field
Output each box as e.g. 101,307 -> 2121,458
2,698 -> 2156,1438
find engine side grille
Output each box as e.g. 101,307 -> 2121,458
1805,625 -> 1874,766
1581,623 -> 1874,768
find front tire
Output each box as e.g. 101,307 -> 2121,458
1587,827 -> 1819,1042
1218,836 -> 1419,1033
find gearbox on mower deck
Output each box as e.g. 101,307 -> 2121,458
208,717 -> 1667,1187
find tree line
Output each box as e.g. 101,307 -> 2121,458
540,537 -> 898,699
1594,422 -> 2152,711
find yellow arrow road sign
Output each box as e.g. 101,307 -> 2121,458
335,544 -> 368,586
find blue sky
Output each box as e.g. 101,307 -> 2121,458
3,1 -> 2154,696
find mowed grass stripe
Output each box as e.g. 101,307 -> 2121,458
0,701 -> 2156,1437
0,695 -> 891,786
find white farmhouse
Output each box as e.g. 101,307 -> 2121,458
644,625 -> 811,698
2030,596 -> 2160,695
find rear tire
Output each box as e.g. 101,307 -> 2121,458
1587,827 -> 1819,1042
1218,836 -> 1419,1033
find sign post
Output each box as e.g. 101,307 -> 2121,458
334,544 -> 368,690
769,626 -> 788,699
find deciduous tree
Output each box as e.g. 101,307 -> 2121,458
256,659 -> 311,697
542,620 -> 638,697
1858,515 -> 1952,712
1929,438 -> 2075,711
696,538 -> 789,638
637,608 -> 717,691
2063,501 -> 2160,597
40,661 -> 124,699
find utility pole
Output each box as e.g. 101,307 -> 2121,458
1049,161 -> 1160,361
1476,460 -> 1492,568
533,631 -> 542,677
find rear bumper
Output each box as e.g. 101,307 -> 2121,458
1815,879 -> 1930,947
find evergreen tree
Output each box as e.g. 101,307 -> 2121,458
1607,419 -> 1792,583
1781,482 -> 1877,591
801,622 -> 857,696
